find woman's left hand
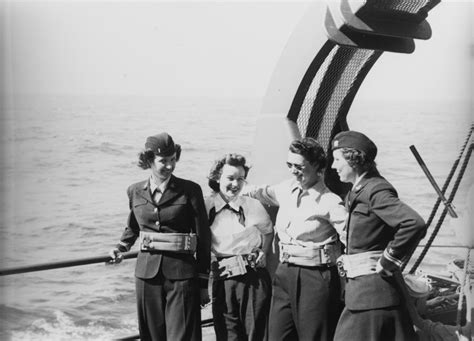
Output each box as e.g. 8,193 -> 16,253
376,259 -> 393,276
253,248 -> 266,268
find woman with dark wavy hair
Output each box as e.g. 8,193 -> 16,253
331,130 -> 426,341
205,153 -> 273,341
108,132 -> 211,341
244,137 -> 346,341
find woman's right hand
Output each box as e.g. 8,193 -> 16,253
108,248 -> 123,264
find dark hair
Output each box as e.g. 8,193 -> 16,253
340,147 -> 378,174
289,137 -> 327,172
137,144 -> 182,169
208,153 -> 250,192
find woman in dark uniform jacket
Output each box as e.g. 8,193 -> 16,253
331,131 -> 426,341
108,132 -> 211,341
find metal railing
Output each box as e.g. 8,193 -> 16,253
0,250 -> 213,340
0,251 -> 139,276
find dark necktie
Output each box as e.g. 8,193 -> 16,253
296,187 -> 304,208
223,203 -> 246,226
346,189 -> 357,210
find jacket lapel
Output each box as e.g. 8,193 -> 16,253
157,175 -> 183,207
348,176 -> 370,212
137,180 -> 154,203
345,176 -> 370,248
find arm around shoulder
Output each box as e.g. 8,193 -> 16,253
242,182 -> 280,207
324,192 -> 348,244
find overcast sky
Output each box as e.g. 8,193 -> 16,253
1,1 -> 472,101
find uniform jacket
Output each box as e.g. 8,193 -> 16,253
116,175 -> 211,280
344,173 -> 426,310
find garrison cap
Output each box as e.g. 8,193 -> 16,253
332,130 -> 377,161
145,132 -> 178,156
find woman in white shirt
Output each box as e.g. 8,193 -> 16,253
205,153 -> 273,341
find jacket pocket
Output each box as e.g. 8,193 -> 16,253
352,203 -> 369,215
133,199 -> 148,208
169,197 -> 187,206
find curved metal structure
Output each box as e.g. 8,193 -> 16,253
250,0 -> 440,198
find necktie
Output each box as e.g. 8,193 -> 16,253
345,189 -> 356,210
223,204 -> 246,226
296,188 -> 304,208
152,188 -> 163,205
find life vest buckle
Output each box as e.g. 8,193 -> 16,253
337,258 -> 347,277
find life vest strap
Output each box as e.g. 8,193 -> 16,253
336,250 -> 383,278
139,231 -> 197,254
279,241 -> 342,267
211,253 -> 259,280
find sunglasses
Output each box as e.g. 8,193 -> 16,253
286,162 -> 305,172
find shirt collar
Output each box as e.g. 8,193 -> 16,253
149,175 -> 171,194
213,192 -> 243,212
352,171 -> 368,191
290,179 -> 325,199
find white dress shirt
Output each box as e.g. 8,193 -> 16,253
205,193 -> 273,257
245,179 -> 347,247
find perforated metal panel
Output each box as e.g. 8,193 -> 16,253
288,42 -> 381,149
370,0 -> 430,14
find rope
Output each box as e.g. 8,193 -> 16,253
402,124 -> 473,271
409,142 -> 473,274
456,248 -> 470,329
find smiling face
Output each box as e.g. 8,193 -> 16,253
219,164 -> 246,201
150,153 -> 177,182
331,149 -> 357,184
286,151 -> 321,189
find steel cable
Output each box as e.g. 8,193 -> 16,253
409,142 -> 473,274
402,125 -> 473,271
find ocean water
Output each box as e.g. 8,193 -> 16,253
0,94 -> 472,340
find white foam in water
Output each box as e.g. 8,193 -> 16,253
11,310 -> 137,340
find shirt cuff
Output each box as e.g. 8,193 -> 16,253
116,241 -> 130,253
380,248 -> 403,272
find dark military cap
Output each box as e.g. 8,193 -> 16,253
332,130 -> 378,161
145,132 -> 178,156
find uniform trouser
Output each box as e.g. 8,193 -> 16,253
269,263 -> 343,341
334,305 -> 417,341
212,267 -> 272,341
135,271 -> 201,341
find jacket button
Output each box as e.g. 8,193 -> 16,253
154,208 -> 158,213
155,221 -> 160,226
